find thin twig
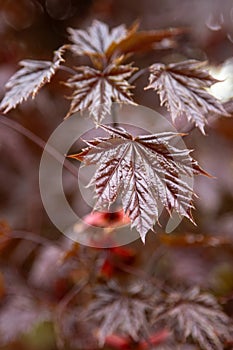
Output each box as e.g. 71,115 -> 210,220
53,279 -> 88,349
59,65 -> 77,75
56,279 -> 88,316
0,230 -> 60,249
0,114 -> 78,178
11,230 -> 58,246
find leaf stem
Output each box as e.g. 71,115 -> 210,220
11,230 -> 56,246
129,67 -> 149,84
59,65 -> 77,75
111,103 -> 119,128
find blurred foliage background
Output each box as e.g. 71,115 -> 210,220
0,0 -> 233,349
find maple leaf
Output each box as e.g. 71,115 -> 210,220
69,124 -> 208,243
0,293 -> 50,346
83,281 -> 154,346
145,60 -> 229,134
0,46 -> 66,113
68,20 -> 128,57
68,20 -> 185,63
106,26 -> 185,58
152,287 -> 233,350
64,63 -> 137,123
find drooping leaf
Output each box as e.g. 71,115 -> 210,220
69,124 -> 208,242
64,63 -> 137,123
83,281 -> 154,346
106,26 -> 185,58
0,46 -> 66,113
152,287 -> 233,350
145,60 -> 229,134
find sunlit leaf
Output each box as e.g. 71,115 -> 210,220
146,60 -> 229,134
68,20 -> 128,57
0,46 -> 66,113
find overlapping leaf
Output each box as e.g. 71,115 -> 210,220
69,125 -> 208,242
0,46 -> 66,113
146,60 -> 228,134
68,20 -> 185,63
106,26 -> 185,58
64,63 -> 137,123
152,287 -> 233,350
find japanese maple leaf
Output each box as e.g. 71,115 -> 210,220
69,125 -> 208,242
145,60 -> 228,134
0,46 -> 66,113
68,20 -> 128,57
0,292 -> 50,346
152,287 -> 233,350
64,63 -> 137,123
83,281 -> 154,346
68,20 -> 184,63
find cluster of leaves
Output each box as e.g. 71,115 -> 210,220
0,220 -> 233,350
2,270 -> 231,350
61,280 -> 233,350
0,20 -> 230,243
1,19 -> 233,350
0,20 -> 228,131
